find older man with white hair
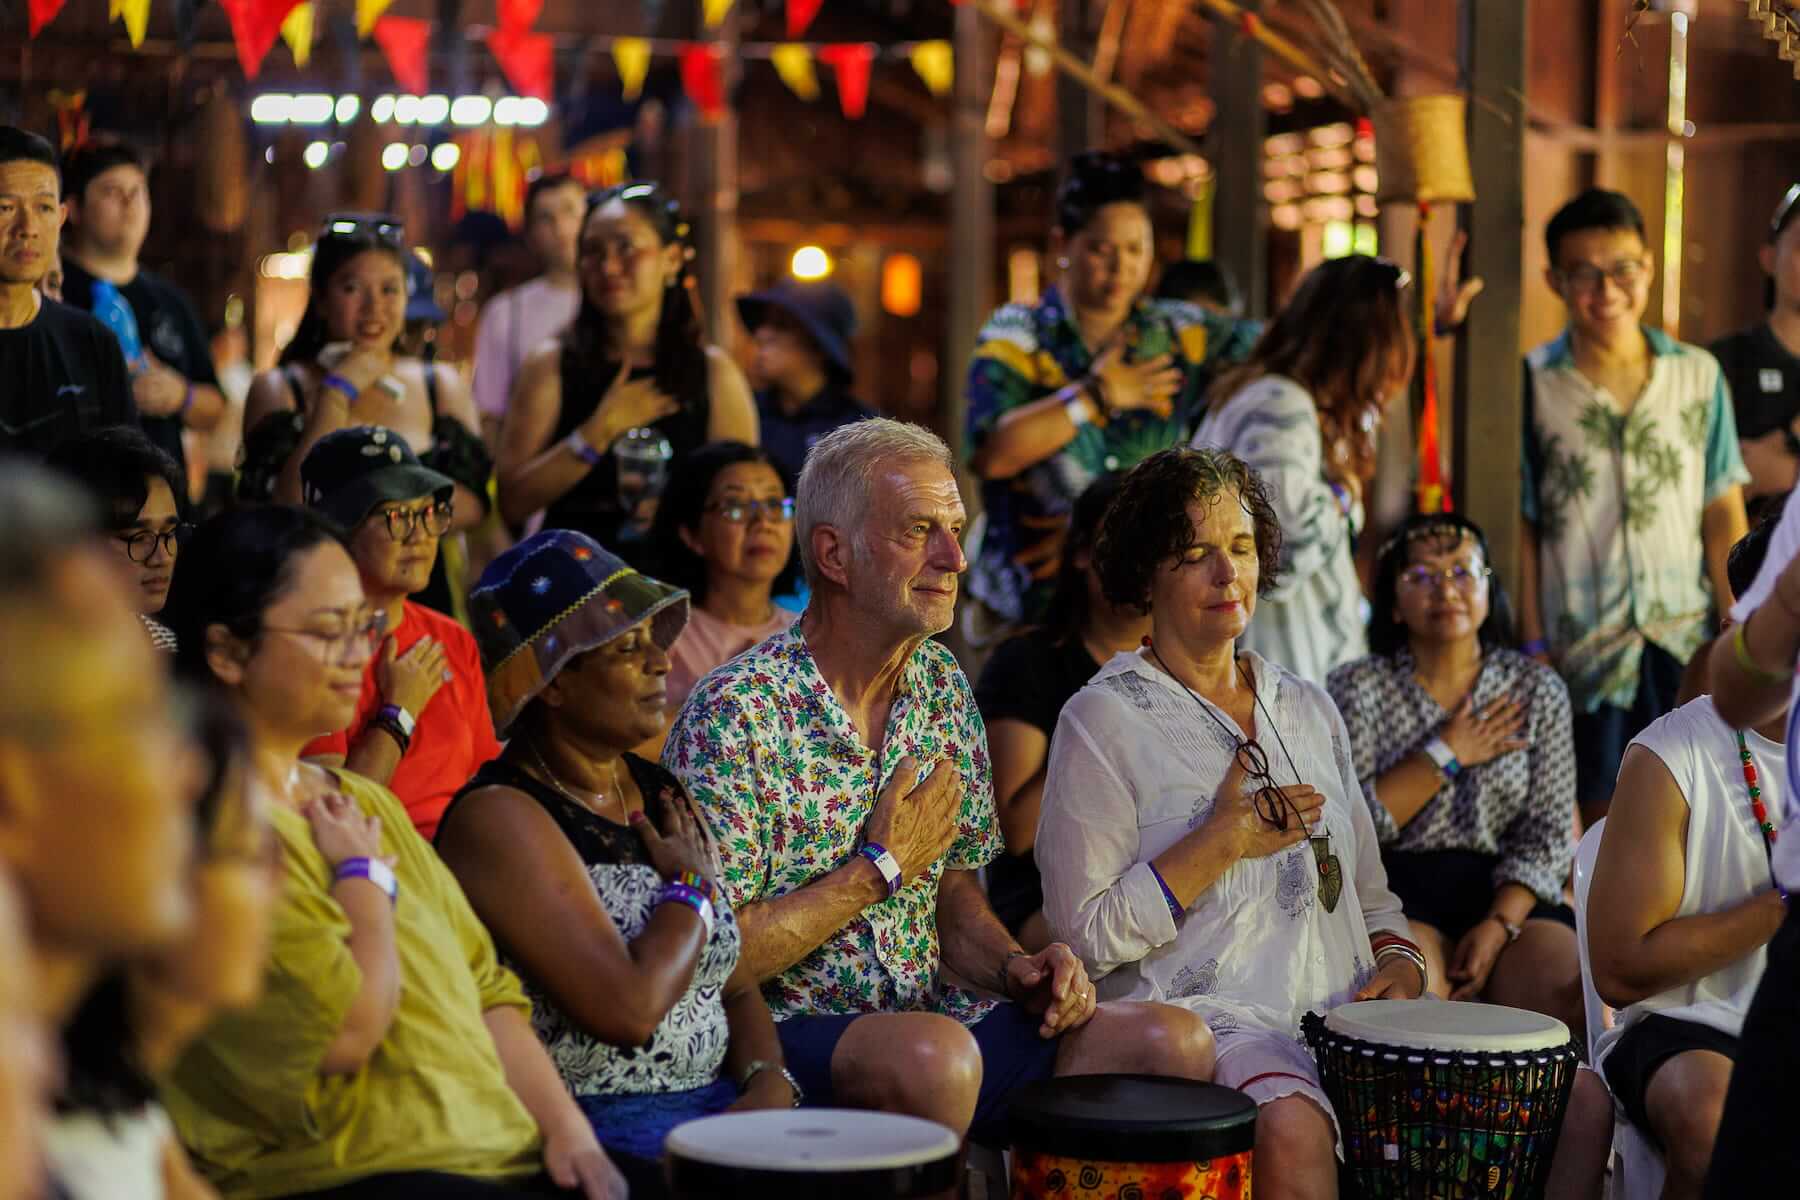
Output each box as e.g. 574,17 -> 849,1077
664,418 -> 1215,1140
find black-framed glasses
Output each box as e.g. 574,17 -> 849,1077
116,523 -> 193,564
1554,258 -> 1649,294
261,610 -> 388,664
1397,563 -> 1491,592
1233,740 -> 1297,833
320,213 -> 406,246
704,498 -> 794,524
380,500 -> 454,542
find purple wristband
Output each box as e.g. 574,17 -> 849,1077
180,383 -> 195,418
1148,861 -> 1183,924
322,371 -> 360,402
1520,638 -> 1548,657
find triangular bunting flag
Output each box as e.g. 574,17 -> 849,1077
219,0 -> 303,79
701,0 -> 732,28
819,43 -> 873,120
373,15 -> 432,95
910,39 -> 952,97
612,37 -> 651,102
786,0 -> 822,39
355,0 -> 391,39
496,0 -> 540,30
488,26 -> 554,101
771,43 -> 820,102
28,0 -> 66,37
110,0 -> 150,48
679,43 -> 725,121
281,2 -> 314,67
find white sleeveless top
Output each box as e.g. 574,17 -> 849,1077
1594,697 -> 1777,1068
45,1104 -> 171,1200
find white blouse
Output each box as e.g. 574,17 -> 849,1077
1037,650 -> 1409,1041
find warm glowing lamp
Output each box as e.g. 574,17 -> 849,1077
880,253 -> 922,317
791,246 -> 832,280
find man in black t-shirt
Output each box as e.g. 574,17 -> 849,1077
1712,182 -> 1800,521
59,141 -> 221,477
0,126 -> 135,459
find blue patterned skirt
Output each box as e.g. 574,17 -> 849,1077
578,1078 -> 742,1164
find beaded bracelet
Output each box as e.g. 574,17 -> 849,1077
1733,620 -> 1794,688
659,882 -> 716,937
676,870 -> 715,903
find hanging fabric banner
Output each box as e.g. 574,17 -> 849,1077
679,43 -> 726,121
909,38 -> 953,96
220,0 -> 304,79
488,26 -> 555,100
28,0 -> 66,38
355,0 -> 392,38
819,42 -> 874,119
281,2 -> 315,67
1414,202 -> 1450,513
109,0 -> 150,48
496,0 -> 541,28
702,0 -> 733,28
374,15 -> 432,94
771,43 -> 820,102
612,37 -> 652,101
786,0 -> 823,39
47,89 -> 88,150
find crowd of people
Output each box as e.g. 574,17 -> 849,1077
4,116 -> 1800,1200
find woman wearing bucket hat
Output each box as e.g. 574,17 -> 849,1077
736,280 -> 875,488
436,531 -> 794,1194
298,425 -> 502,841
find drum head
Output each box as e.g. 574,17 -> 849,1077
666,1109 -> 960,1198
1324,999 -> 1569,1052
1007,1074 -> 1259,1161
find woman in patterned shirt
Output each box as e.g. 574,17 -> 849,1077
1326,512 -> 1584,1042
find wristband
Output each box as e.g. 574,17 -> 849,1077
322,371 -> 360,402
333,856 -> 398,903
370,716 -> 411,754
1064,390 -> 1093,428
1520,638 -> 1548,657
659,882 -> 715,937
1733,620 -> 1794,688
676,870 -> 715,903
180,383 -> 195,418
1422,737 -> 1462,780
1147,861 -> 1184,924
858,842 -> 902,898
564,430 -> 604,467
377,703 -> 417,738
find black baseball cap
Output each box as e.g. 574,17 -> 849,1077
300,425 -> 453,530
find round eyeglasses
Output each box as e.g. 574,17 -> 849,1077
260,610 -> 389,664
1554,258 -> 1648,295
117,524 -> 193,564
380,500 -> 455,542
1397,564 -> 1491,592
705,498 -> 795,524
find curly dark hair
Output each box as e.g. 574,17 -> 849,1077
1368,512 -> 1516,657
648,440 -> 798,603
1054,151 -> 1147,236
1094,448 -> 1283,613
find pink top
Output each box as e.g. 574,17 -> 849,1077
471,277 -> 582,419
668,605 -> 799,713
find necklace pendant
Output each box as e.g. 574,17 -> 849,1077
1311,834 -> 1342,913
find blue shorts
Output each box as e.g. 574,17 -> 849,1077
776,1002 -> 1062,1143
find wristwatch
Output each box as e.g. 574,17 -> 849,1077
737,1060 -> 804,1108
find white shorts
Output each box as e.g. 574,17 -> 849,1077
1211,1028 -> 1343,1153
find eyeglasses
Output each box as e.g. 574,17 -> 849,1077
1554,258 -> 1649,294
380,500 -> 454,542
261,610 -> 388,663
116,523 -> 193,564
704,498 -> 794,524
1233,740 -> 1299,832
1397,564 -> 1491,592
321,213 -> 405,243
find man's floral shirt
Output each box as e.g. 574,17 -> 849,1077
664,624 -> 1002,1025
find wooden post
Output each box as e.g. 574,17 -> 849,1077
945,0 -> 994,463
693,10 -> 739,344
1453,0 -> 1528,602
1058,0 -> 1103,158
1208,0 -> 1267,316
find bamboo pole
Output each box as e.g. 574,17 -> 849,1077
1184,0 -> 1342,98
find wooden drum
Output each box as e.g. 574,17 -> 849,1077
1007,1074 -> 1257,1200
664,1109 -> 962,1199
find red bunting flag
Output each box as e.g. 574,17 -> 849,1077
819,43 -> 874,120
488,26 -> 554,101
679,44 -> 725,122
496,0 -> 541,30
374,15 -> 432,95
219,0 -> 304,79
28,0 -> 67,37
786,0 -> 823,38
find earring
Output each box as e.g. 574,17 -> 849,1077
1056,257 -> 1071,270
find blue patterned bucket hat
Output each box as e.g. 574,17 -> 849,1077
469,530 -> 689,738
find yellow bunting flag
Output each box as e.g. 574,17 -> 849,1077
771,43 -> 820,102
356,0 -> 392,39
612,37 -> 651,101
281,2 -> 315,67
109,0 -> 149,48
910,40 -> 953,97
702,0 -> 733,27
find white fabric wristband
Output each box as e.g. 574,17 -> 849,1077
858,843 -> 902,897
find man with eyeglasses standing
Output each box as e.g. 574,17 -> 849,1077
1710,184 -> 1800,524
298,425 -> 501,839
1519,188 -> 1750,825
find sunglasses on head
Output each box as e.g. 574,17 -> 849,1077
1772,184 -> 1800,242
320,214 -> 406,246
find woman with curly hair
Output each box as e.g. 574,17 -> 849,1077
1036,446 -> 1422,1200
1193,255 -> 1416,685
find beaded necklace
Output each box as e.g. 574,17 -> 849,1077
1735,731 -> 1779,864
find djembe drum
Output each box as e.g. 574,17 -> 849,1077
1006,1074 -> 1257,1199
1303,1000 -> 1578,1199
664,1109 -> 961,1199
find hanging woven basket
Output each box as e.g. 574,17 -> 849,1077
1372,94 -> 1476,206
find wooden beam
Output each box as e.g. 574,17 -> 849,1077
693,14 -> 740,343
1452,0 -> 1527,603
1208,0 -> 1266,315
1058,0 -> 1106,156
945,0 -> 994,463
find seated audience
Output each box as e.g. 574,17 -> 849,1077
158,506 -> 625,1199
1327,512 -> 1583,1039
975,472 -> 1144,951
735,280 -> 875,488
0,127 -> 135,458
666,419 -> 1215,1143
1588,520 -> 1787,1200
650,441 -> 799,714
1036,447 -> 1424,1200
297,426 -> 501,839
439,531 -> 794,1196
46,425 -> 189,652
0,871 -> 55,1200
48,694 -> 280,1200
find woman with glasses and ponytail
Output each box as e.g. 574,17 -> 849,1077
1037,447 -> 1422,1200
1326,512 -> 1583,1039
496,183 -> 758,559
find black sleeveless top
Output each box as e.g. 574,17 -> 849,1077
545,353 -> 710,562
439,752 -> 679,869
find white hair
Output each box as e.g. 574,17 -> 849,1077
794,418 -> 955,588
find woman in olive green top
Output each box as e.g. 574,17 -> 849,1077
160,505 -> 625,1200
